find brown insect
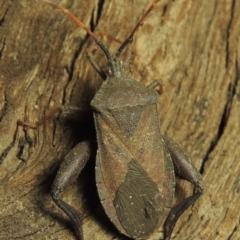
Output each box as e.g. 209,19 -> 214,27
20,0 -> 204,239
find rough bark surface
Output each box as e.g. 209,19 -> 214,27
0,0 -> 240,239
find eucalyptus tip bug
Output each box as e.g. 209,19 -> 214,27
38,0 -> 204,239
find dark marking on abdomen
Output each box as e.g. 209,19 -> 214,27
113,159 -> 161,238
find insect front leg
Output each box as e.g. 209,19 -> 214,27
162,135 -> 204,240
86,46 -> 107,80
17,105 -> 90,129
52,140 -> 92,240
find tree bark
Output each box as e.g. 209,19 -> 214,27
0,0 -> 240,239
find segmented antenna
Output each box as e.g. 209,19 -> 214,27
115,0 -> 160,57
42,0 -> 160,60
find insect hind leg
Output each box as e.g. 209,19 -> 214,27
162,135 -> 204,240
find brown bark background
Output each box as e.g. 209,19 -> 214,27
0,0 -> 240,239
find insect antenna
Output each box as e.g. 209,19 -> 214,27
115,0 -> 160,58
42,0 -> 111,60
42,0 -> 160,64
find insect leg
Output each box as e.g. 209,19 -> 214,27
52,140 -> 93,240
147,80 -> 163,94
17,105 -> 90,129
162,135 -> 204,240
86,46 -> 107,80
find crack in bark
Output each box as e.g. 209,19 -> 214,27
63,37 -> 88,104
0,7 -> 8,26
227,225 -> 238,240
90,0 -> 105,32
0,122 -> 20,165
0,144 -> 12,163
10,229 -> 41,239
200,0 -> 238,174
0,37 -> 6,59
200,72 -> 237,174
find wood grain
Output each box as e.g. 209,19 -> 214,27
0,0 -> 239,239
